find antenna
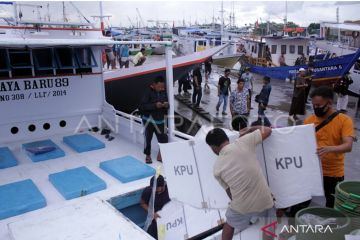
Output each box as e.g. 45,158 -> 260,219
284,0 -> 288,36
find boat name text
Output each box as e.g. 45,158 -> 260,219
0,78 -> 69,92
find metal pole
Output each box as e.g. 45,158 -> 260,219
165,44 -> 175,142
13,2 -> 18,24
220,1 -> 224,44
99,1 -> 104,31
337,7 -> 340,42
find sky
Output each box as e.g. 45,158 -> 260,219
2,1 -> 360,28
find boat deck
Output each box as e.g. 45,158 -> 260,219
0,129 -> 161,240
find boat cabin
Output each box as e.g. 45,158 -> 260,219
243,36 -> 310,66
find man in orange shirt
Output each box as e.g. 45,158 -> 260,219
304,86 -> 354,207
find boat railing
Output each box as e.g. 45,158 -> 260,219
244,56 -> 268,67
114,109 -> 194,141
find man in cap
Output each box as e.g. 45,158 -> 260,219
289,68 -> 308,121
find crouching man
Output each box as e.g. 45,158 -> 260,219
206,126 -> 274,239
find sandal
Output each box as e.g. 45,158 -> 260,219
145,156 -> 152,164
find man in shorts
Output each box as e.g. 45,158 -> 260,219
206,127 -> 274,239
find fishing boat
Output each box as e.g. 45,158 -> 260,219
242,35 -> 360,93
314,21 -> 360,96
103,44 -> 227,114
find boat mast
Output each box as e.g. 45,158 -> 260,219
13,1 -> 18,25
46,3 -> 50,22
220,1 -> 224,43
100,2 -> 104,31
284,0 -> 288,36
92,2 -> 111,32
336,7 -> 340,42
62,2 -> 67,22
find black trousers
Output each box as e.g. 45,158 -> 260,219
324,176 -> 344,208
231,114 -> 249,131
192,87 -> 202,106
178,80 -> 189,94
143,121 -> 168,156
248,89 -> 252,108
147,220 -> 158,239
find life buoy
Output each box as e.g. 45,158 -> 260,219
352,31 -> 359,38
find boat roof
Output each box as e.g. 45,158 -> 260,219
104,44 -> 227,82
321,21 -> 360,32
0,38 -> 115,47
17,20 -> 94,27
262,35 -> 310,41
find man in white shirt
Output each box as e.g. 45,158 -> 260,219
206,127 -> 274,240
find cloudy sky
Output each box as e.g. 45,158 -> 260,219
4,1 -> 360,28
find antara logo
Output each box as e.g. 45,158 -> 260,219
261,221 -> 333,238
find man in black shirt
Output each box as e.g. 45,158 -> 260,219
192,66 -> 203,107
216,69 -> 232,115
141,175 -> 170,240
139,76 -> 169,163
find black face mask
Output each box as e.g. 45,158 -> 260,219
313,104 -> 328,117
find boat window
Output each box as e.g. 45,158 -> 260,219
0,49 -> 10,78
298,46 -> 304,55
281,45 -> 287,54
251,45 -> 254,53
307,46 -> 310,55
55,48 -> 77,72
0,47 -> 97,78
33,48 -> 56,76
8,49 -> 33,77
289,45 -> 295,54
271,45 -> 277,54
74,47 -> 97,71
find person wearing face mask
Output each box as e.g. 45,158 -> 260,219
140,175 -> 170,240
304,86 -> 355,208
